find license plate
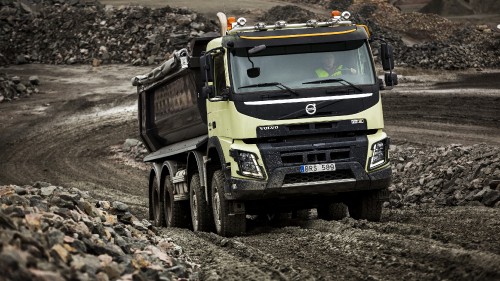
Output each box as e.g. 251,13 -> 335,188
300,163 -> 336,173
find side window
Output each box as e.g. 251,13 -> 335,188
213,54 -> 227,95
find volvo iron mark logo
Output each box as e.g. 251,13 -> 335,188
305,103 -> 317,115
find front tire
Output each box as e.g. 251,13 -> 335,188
190,173 -> 214,232
317,202 -> 348,221
346,190 -> 385,222
164,175 -> 191,228
211,170 -> 245,237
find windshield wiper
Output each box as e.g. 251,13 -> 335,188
302,78 -> 362,92
238,82 -> 299,96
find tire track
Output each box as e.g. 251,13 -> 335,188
159,228 -> 317,280
237,208 -> 500,281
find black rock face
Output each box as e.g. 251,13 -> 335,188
0,2 -> 217,66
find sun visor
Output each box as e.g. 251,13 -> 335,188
222,25 -> 368,49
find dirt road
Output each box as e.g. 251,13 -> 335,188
384,69 -> 500,146
0,64 -> 499,280
163,207 -> 500,280
0,65 -> 151,215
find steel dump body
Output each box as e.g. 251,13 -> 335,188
137,37 -> 213,152
138,69 -> 206,152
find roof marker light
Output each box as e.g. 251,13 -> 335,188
254,22 -> 267,31
275,20 -> 287,29
306,19 -> 318,27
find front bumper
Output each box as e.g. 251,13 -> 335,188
225,163 -> 391,201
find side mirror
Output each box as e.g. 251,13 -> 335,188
384,72 -> 398,89
380,43 -> 394,71
200,54 -> 214,82
378,78 -> 385,90
247,67 -> 260,78
246,45 -> 265,78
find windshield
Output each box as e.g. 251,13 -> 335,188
231,41 -> 375,94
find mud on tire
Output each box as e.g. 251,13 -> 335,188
164,175 -> 191,228
347,189 -> 387,222
190,173 -> 214,232
211,170 -> 245,237
317,202 -> 348,221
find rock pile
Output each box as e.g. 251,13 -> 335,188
348,0 -> 500,69
277,0 -> 500,69
0,182 -> 197,280
122,138 -> 148,162
0,73 -> 40,102
420,0 -> 500,16
388,143 -> 500,208
1,0 -> 499,69
0,1 -> 217,66
257,5 -> 319,23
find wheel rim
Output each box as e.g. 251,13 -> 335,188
213,187 -> 222,232
191,189 -> 199,229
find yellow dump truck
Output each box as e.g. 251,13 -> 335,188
133,10 -> 398,237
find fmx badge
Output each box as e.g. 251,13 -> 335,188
305,103 -> 316,115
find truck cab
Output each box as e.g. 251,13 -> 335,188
135,10 -> 397,237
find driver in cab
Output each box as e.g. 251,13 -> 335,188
315,55 -> 357,78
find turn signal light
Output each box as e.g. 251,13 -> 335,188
331,10 -> 341,17
227,17 -> 236,30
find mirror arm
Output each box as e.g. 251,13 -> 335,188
202,53 -> 210,86
247,54 -> 255,68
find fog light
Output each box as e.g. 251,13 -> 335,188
369,139 -> 389,170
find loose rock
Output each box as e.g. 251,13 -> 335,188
0,183 -> 198,280
388,144 -> 500,208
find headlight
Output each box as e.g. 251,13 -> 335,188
369,138 -> 389,170
231,150 -> 264,179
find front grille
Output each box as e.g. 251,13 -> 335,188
280,148 -> 350,165
283,170 -> 354,185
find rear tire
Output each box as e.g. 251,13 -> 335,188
190,173 -> 214,232
317,203 -> 348,221
164,175 -> 191,228
151,174 -> 164,226
211,170 -> 245,237
346,190 -> 385,222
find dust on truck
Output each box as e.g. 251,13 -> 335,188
132,10 -> 398,237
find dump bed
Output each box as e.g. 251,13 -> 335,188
134,36 -> 216,152
137,69 -> 207,152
